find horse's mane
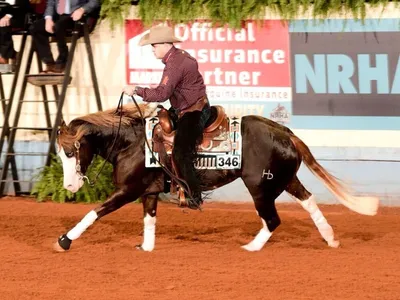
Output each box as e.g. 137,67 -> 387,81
57,103 -> 158,151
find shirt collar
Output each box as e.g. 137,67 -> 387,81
162,46 -> 177,64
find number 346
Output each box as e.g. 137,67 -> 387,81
217,156 -> 240,168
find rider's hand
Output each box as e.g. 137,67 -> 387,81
45,18 -> 54,33
123,85 -> 136,96
0,15 -> 11,27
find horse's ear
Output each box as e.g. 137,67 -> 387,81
57,119 -> 67,136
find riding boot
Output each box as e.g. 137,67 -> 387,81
173,148 -> 203,209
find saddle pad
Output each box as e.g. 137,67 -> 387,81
145,116 -> 243,170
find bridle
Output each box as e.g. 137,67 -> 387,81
72,140 -> 91,185
63,93 -> 125,187
61,93 -> 193,202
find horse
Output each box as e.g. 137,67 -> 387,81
54,102 -> 379,252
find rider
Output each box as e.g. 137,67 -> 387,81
123,25 -> 211,209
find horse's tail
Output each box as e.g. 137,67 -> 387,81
290,135 -> 379,216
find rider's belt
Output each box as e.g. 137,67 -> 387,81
178,96 -> 209,118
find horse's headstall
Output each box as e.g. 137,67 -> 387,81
74,141 -> 82,173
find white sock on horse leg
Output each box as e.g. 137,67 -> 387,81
66,210 -> 98,240
141,214 -> 156,251
298,195 -> 340,248
242,219 -> 272,252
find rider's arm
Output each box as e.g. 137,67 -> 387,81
135,62 -> 183,103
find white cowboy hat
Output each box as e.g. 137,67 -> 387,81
139,25 -> 182,46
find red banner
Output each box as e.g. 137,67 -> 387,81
125,20 -> 291,102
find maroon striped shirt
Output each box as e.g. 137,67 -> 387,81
135,46 -> 206,111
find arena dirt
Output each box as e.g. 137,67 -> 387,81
0,197 -> 399,300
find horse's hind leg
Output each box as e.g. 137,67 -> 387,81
286,176 -> 340,248
241,179 -> 284,251
54,189 -> 136,252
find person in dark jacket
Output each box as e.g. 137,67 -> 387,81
30,0 -> 100,73
0,0 -> 31,66
123,25 -> 211,210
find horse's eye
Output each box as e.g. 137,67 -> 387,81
65,151 -> 74,158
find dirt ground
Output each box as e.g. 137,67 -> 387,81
0,196 -> 399,300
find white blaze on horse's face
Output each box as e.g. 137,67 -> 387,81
58,147 -> 84,193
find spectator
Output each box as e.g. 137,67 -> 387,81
0,0 -> 31,66
30,0 -> 100,74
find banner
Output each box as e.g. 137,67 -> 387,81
125,20 -> 291,106
290,19 -> 400,117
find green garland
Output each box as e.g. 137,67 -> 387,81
100,0 -> 132,29
31,154 -> 115,203
99,0 -> 399,29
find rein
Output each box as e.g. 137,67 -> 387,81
74,93 -> 125,186
129,96 -> 193,199
73,93 -> 194,201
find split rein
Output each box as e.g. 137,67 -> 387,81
72,93 -> 125,187
71,94 -> 192,198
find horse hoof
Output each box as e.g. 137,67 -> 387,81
53,234 -> 71,252
241,244 -> 261,252
53,241 -> 66,252
135,244 -> 154,251
328,240 -> 340,248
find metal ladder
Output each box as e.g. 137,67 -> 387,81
0,18 -> 103,196
0,12 -> 32,195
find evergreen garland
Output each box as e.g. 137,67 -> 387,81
99,0 -> 399,30
100,0 -> 132,30
31,154 -> 115,203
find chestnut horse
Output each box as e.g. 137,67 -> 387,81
54,102 -> 379,252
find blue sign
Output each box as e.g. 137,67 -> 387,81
289,18 -> 400,129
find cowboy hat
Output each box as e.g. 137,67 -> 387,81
139,25 -> 182,46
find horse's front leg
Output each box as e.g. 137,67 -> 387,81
54,189 -> 136,252
136,194 -> 159,252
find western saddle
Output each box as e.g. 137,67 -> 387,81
152,98 -> 231,155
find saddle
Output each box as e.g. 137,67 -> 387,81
149,101 -> 237,207
152,102 -> 231,155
